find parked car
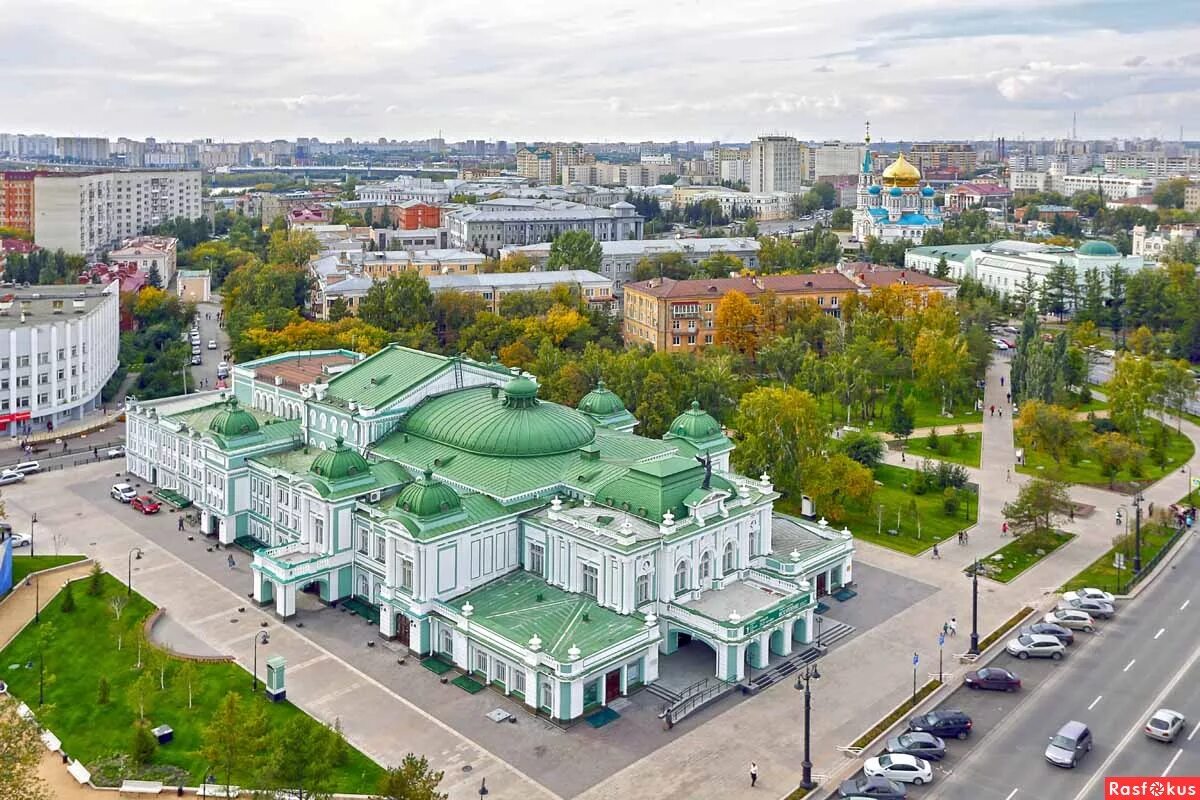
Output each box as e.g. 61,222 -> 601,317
1145,709 -> 1186,743
864,754 -> 933,786
908,709 -> 973,740
884,731 -> 946,762
0,469 -> 26,486
9,532 -> 31,547
106,446 -> 125,459
1007,634 -> 1066,660
838,775 -> 907,798
1044,608 -> 1095,632
964,666 -> 1022,691
12,461 -> 40,475
208,339 -> 217,350
1019,622 -> 1075,646
1068,587 -> 1115,604
1045,720 -> 1092,768
130,495 -> 161,515
111,483 -> 137,502
191,355 -> 203,366
1059,596 -> 1115,619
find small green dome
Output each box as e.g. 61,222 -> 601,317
310,435 -> 370,482
209,397 -> 259,438
503,375 -> 539,407
396,469 -> 462,517
1078,240 -> 1119,256
578,379 -> 626,417
669,401 -> 721,441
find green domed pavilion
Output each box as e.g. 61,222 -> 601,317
576,380 -> 637,432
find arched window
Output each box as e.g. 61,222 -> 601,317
674,560 -> 689,595
699,551 -> 712,583
723,541 -> 736,574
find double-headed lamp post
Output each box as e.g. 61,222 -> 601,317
127,547 -> 144,598
794,663 -> 821,790
252,631 -> 270,691
1133,492 -> 1144,574
968,559 -> 981,656
30,512 -> 36,556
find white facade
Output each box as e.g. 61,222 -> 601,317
811,141 -> 867,180
1103,153 -> 1200,179
749,136 -> 805,194
0,282 -> 120,431
446,198 -> 643,257
109,236 -> 179,286
1132,224 -> 1199,260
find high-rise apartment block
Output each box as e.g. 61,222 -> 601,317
55,137 -> 110,163
515,143 -> 590,184
908,143 -> 978,177
748,136 -> 806,194
810,141 -> 867,180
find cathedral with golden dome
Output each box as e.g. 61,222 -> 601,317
853,125 -> 943,245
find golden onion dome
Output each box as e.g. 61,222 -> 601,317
881,152 -> 922,187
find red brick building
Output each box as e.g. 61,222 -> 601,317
0,171 -> 46,234
396,200 -> 443,230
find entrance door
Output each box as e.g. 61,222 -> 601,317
605,669 -> 621,703
396,613 -> 411,646
816,572 -> 828,597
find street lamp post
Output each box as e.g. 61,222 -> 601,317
34,577 -> 40,624
479,778 -> 489,799
127,547 -> 144,597
968,559 -> 981,656
252,631 -> 270,691
1133,493 -> 1144,574
29,512 -> 36,557
794,663 -> 821,790
815,614 -> 824,649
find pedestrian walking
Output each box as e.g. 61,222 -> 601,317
963,530 -> 970,544
932,544 -> 941,559
1002,521 -> 1009,536
1006,468 -> 1011,482
990,405 -> 995,416
1069,506 -> 1075,522
750,762 -> 758,788
957,530 -> 965,545
998,408 -> 1002,417
178,517 -> 184,531
949,617 -> 958,636
227,554 -> 236,570
1006,392 -> 1011,403
1000,376 -> 1005,387
61,440 -> 67,452
92,446 -> 98,460
942,621 -> 950,637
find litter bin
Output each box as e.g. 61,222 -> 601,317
151,725 -> 173,744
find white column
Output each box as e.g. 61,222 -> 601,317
523,667 -> 539,710
451,628 -> 469,669
275,583 -> 296,618
379,605 -> 396,638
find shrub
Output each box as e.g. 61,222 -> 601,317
88,562 -> 105,596
61,581 -> 76,613
1092,417 -> 1118,434
954,425 -> 968,449
927,427 -> 940,451
943,488 -> 961,514
1079,384 -> 1093,404
98,676 -> 110,705
841,431 -> 885,469
130,722 -> 157,765
911,470 -> 929,495
936,437 -> 953,457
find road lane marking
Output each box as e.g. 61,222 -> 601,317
1088,695 -> 1103,710
1155,628 -> 1166,639
1189,724 -> 1199,742
1124,658 -> 1137,672
1004,790 -> 1019,800
1162,748 -> 1183,777
1183,600 -> 1191,611
1071,639 -> 1200,800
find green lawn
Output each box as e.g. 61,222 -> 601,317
833,464 -> 977,555
825,384 -> 982,433
1016,419 -> 1195,490
0,573 -> 384,791
10,554 -> 86,585
968,530 -> 1074,583
901,432 -> 982,468
1060,523 -> 1182,595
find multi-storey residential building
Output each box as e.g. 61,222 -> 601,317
1187,184 -> 1200,213
395,200 -> 443,230
446,198 -> 643,257
516,148 -> 556,183
32,171 -> 202,256
748,136 -> 806,194
1103,153 -> 1200,178
1056,172 -> 1155,199
1009,171 -> 1050,194
623,274 -> 860,352
500,237 -> 761,301
810,142 -> 866,181
0,282 -> 120,433
0,171 -> 46,234
55,137 -> 110,163
907,143 -> 978,177
123,346 -> 853,719
108,236 -> 179,286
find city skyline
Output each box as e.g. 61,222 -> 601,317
3,0 -> 1199,144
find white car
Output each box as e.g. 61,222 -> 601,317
1145,709 -> 1186,742
207,339 -> 217,350
0,469 -> 26,486
1066,588 -> 1115,605
106,446 -> 125,459
863,753 -> 933,786
1045,608 -> 1095,632
111,483 -> 137,502
1006,633 -> 1066,660
12,460 -> 40,475
190,355 -> 202,366
9,532 -> 31,548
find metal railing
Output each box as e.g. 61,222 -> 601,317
659,677 -> 736,728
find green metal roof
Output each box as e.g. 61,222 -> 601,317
208,397 -> 260,437
663,401 -> 731,456
578,380 -> 625,417
324,345 -> 452,410
369,492 -> 535,540
403,384 -> 597,458
1078,239 -> 1119,256
395,469 -> 462,517
448,571 -> 647,661
309,435 -> 371,482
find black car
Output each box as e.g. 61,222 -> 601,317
1019,622 -> 1075,646
884,731 -> 946,762
908,709 -> 973,740
964,667 -> 1021,692
838,775 -> 907,798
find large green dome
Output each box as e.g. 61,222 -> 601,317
403,383 -> 596,457
578,379 -> 626,418
1078,240 -> 1119,256
396,469 -> 462,517
668,401 -> 721,441
209,397 -> 259,438
310,436 -> 370,482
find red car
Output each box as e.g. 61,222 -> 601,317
964,666 -> 1021,692
131,496 -> 161,515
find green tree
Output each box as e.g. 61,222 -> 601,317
326,297 -> 350,322
202,693 -> 256,792
632,372 -> 676,439
87,562 -> 104,596
732,387 -> 828,494
1107,353 -> 1161,442
1075,267 -> 1107,326
146,263 -> 163,289
1039,261 -> 1076,322
1158,359 -> 1196,431
267,229 -> 320,267
887,394 -> 916,447
802,453 -> 875,522
130,722 -> 158,765
1002,477 -> 1072,535
934,255 -> 950,279
358,274 -> 434,333
263,716 -> 339,800
126,670 -> 156,722
373,755 -> 447,800
830,208 -> 853,229
1091,431 -> 1146,489
60,580 -> 76,613
839,431 -> 884,469
1016,400 -> 1080,464
546,230 -> 603,271
913,329 -> 970,415
0,702 -> 50,800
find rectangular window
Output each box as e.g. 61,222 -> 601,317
16,356 -> 29,368
528,543 -> 544,576
36,392 -> 48,404
313,516 -> 324,546
57,348 -> 65,360
37,373 -> 48,385
374,535 -> 386,563
636,573 -> 651,604
357,531 -> 368,555
441,628 -> 453,655
0,358 -> 7,369
582,563 -> 598,598
513,668 -> 526,694
475,650 -> 488,677
37,353 -> 49,366
400,557 -> 414,591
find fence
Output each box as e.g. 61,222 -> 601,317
1125,524 -> 1191,593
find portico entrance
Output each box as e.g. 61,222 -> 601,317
395,612 -> 411,646
605,669 -> 621,703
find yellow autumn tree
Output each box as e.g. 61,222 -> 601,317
715,290 -> 760,358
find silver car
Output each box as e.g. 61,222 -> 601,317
1044,608 -> 1095,632
1006,634 -> 1065,660
1145,709 -> 1185,742
1059,596 -> 1115,619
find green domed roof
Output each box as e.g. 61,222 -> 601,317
1078,240 -> 1119,256
578,380 -> 626,417
310,436 -> 370,482
668,401 -> 722,442
396,469 -> 462,517
208,397 -> 259,438
404,383 -> 596,457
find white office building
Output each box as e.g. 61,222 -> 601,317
446,199 -> 643,257
0,282 -> 120,433
749,136 -> 806,194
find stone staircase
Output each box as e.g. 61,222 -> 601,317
745,618 -> 858,692
815,618 -> 856,649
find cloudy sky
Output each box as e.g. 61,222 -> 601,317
3,0 -> 1199,143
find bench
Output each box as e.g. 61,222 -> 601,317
197,785 -> 240,798
67,759 -> 92,785
39,730 -> 61,751
119,780 -> 164,796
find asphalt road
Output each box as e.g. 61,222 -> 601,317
187,298 -> 228,391
918,533 -> 1200,800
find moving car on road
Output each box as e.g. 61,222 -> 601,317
0,469 -> 26,486
130,495 -> 161,515
208,339 -> 217,349
111,483 -> 137,502
1060,594 -> 1115,619
1006,634 -> 1066,660
838,775 -> 907,798
12,461 -> 40,474
884,731 -> 946,762
1045,720 -> 1092,768
908,709 -> 973,740
864,754 -> 933,786
1018,622 -> 1074,646
1044,608 -> 1095,632
964,667 -> 1022,691
1145,709 -> 1186,742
